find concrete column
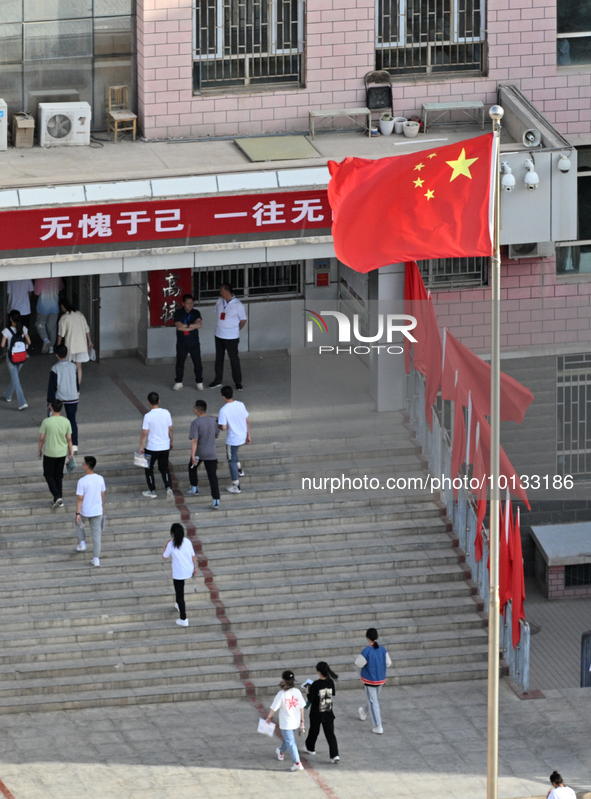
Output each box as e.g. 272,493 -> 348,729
369,262 -> 406,412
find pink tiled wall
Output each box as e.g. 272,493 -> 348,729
430,255 -> 591,352
137,0 -> 591,140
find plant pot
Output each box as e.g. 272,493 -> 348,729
403,120 -> 420,138
379,118 -> 395,136
394,117 -> 407,134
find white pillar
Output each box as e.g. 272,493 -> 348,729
369,262 -> 406,412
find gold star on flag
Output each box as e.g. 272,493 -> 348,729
425,189 -> 434,200
446,148 -> 478,182
427,153 -> 437,159
413,177 -> 424,188
414,163 -> 425,172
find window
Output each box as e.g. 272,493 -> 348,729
194,261 -> 303,302
565,563 -> 591,587
557,147 -> 591,274
418,256 -> 488,288
557,354 -> 591,479
376,0 -> 485,76
193,0 -> 303,93
557,0 -> 591,66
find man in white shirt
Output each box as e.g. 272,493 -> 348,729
218,385 -> 250,494
75,456 -> 106,567
7,279 -> 34,328
208,283 -> 247,391
139,391 -> 174,500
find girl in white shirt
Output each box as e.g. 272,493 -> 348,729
162,523 -> 196,628
1,311 -> 31,410
547,772 -> 577,799
265,670 -> 306,772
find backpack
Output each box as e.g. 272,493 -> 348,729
8,329 -> 27,364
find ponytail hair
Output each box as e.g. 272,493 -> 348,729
316,661 -> 339,680
366,627 -> 379,648
550,773 -> 563,787
8,310 -> 23,336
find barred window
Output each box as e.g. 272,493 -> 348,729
376,0 -> 485,76
193,0 -> 303,93
557,354 -> 591,479
194,261 -> 303,302
557,0 -> 591,66
418,256 -> 488,288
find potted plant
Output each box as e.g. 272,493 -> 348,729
403,120 -> 420,138
379,113 -> 395,136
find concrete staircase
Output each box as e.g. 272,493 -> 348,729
0,411 -> 488,714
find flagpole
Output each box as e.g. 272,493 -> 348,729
487,103 -> 504,799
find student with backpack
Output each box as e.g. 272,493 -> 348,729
1,310 -> 31,410
355,627 -> 392,735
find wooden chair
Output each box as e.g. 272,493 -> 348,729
108,85 -> 137,142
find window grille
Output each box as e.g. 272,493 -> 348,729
565,563 -> 591,587
557,354 -> 591,478
418,256 -> 488,288
376,0 -> 485,76
193,0 -> 303,92
194,261 -> 303,302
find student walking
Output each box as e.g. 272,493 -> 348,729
355,627 -> 392,735
47,344 -> 80,452
303,662 -> 340,763
265,670 -> 306,772
34,277 -> 63,353
38,400 -> 73,508
139,392 -> 174,500
172,293 -> 203,391
7,280 -> 34,329
57,299 -> 93,384
187,399 -> 221,509
208,283 -> 247,390
162,523 -> 197,627
547,772 -> 577,799
75,456 -> 106,568
218,386 -> 250,494
2,310 -> 31,410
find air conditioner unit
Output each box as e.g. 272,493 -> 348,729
0,99 -> 7,151
39,102 -> 91,147
508,241 -> 555,259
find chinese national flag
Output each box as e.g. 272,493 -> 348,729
328,134 -> 494,273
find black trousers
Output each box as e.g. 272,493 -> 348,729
188,459 -> 220,499
43,455 -> 66,501
173,578 -> 187,620
144,449 -> 172,491
305,714 -> 338,759
214,336 -> 242,385
64,402 -> 78,447
175,341 -> 203,383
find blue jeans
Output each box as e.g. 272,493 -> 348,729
226,444 -> 241,482
280,728 -> 300,764
36,312 -> 58,345
5,359 -> 26,407
364,684 -> 383,727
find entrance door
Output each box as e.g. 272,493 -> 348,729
66,275 -> 101,362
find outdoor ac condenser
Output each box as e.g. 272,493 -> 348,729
39,102 -> 91,147
0,99 -> 7,151
507,242 -> 555,259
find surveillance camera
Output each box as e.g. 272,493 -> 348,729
524,158 -> 539,191
500,163 -> 515,192
558,153 -> 571,173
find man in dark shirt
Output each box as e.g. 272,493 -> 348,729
173,294 -> 203,391
187,399 -> 221,508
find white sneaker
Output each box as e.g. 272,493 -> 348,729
48,346 -> 54,354
52,498 -> 64,509
290,763 -> 304,772
196,383 -> 204,390
142,490 -> 157,498
186,486 -> 198,495
275,747 -> 284,761
331,756 -> 340,763
167,488 -> 174,500
226,485 -> 241,494
174,603 -> 179,611
302,747 -> 316,755
176,618 -> 189,627
238,469 -> 245,477
18,404 -> 28,411
76,542 -> 86,552
42,339 -> 50,354
92,557 -> 100,567
172,382 -> 183,391
372,725 -> 383,734
358,707 -> 367,721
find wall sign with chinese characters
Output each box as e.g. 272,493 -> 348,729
149,269 -> 193,327
0,190 -> 331,256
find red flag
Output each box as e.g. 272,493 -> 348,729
423,292 -> 443,431
328,134 -> 494,273
499,495 -> 514,614
511,507 -> 526,648
442,330 -> 534,424
451,380 -> 466,489
470,434 -> 487,562
404,262 -> 428,374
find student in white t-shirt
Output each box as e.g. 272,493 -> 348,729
75,456 -> 106,567
218,385 -> 250,494
139,392 -> 174,500
547,772 -> 577,799
2,311 -> 32,410
265,670 -> 306,771
162,523 -> 197,627
208,283 -> 247,390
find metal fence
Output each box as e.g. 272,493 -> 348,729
406,365 -> 530,693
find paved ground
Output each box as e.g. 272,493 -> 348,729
0,680 -> 590,799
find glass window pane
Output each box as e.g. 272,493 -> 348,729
24,19 -> 92,60
94,16 -> 132,56
95,0 -> 132,16
0,23 -> 22,63
24,0 -> 92,22
557,0 -> 591,34
93,55 -> 134,129
557,36 -> 591,66
579,175 -> 591,240
0,64 -> 24,122
0,1 -> 22,24
24,57 -> 92,116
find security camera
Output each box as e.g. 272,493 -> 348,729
524,158 -> 539,191
500,162 -> 515,192
558,153 -> 571,173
